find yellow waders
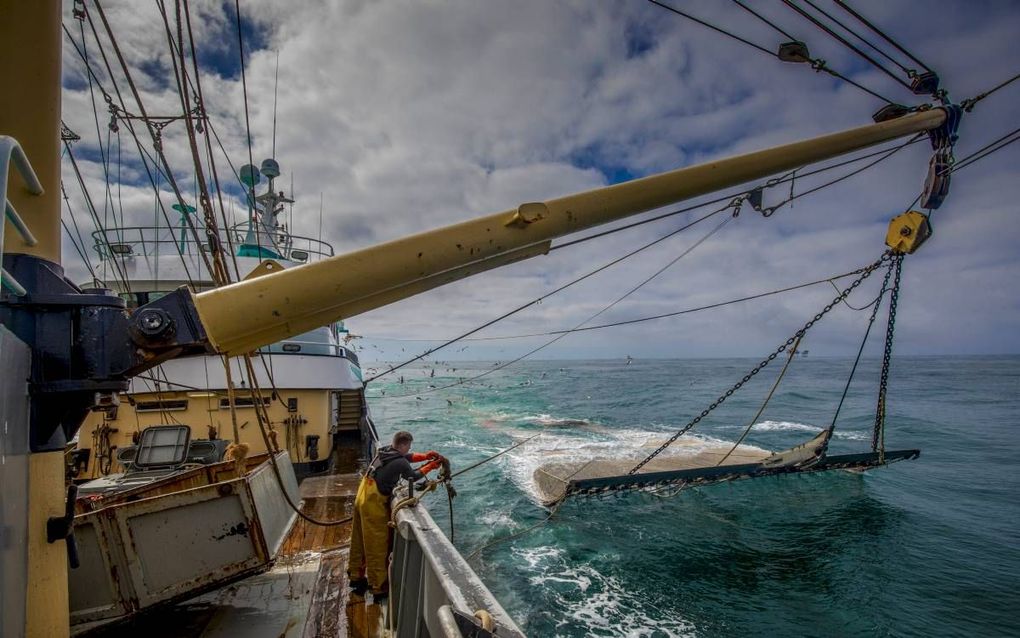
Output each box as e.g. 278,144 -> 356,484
348,475 -> 392,592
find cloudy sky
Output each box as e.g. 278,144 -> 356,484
58,0 -> 1019,362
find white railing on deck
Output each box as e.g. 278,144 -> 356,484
0,136 -> 43,295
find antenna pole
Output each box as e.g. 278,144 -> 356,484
272,50 -> 279,158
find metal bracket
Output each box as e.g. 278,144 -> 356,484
505,202 -> 547,229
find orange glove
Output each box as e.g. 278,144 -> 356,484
419,458 -> 442,474
409,450 -> 440,463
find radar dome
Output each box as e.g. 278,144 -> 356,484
260,158 -> 281,178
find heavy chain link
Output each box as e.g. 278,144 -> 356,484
628,252 -> 892,475
872,253 -> 903,459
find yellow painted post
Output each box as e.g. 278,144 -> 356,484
25,453 -> 70,638
194,109 -> 946,355
0,0 -> 62,263
0,1 -> 71,636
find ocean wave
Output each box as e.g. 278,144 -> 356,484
520,414 -> 593,427
752,420 -> 869,441
511,549 -> 694,637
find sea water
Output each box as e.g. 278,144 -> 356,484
365,356 -> 1020,637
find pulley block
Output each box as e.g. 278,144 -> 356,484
910,71 -> 940,96
778,41 -> 811,63
885,211 -> 931,254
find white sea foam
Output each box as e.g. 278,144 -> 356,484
499,424 -> 769,504
519,413 -> 593,427
747,420 -> 870,441
511,547 -> 695,637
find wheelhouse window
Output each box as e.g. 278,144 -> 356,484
135,399 -> 188,412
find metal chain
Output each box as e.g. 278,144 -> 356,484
628,252 -> 892,475
872,253 -> 903,459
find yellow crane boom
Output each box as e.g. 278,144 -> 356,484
194,108 -> 946,355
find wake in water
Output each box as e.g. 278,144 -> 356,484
512,545 -> 695,638
717,419 -> 870,441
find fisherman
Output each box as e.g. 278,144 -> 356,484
348,430 -> 446,600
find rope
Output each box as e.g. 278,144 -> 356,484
465,501 -> 564,562
378,214 -> 732,399
450,434 -> 542,479
628,252 -> 890,475
716,335 -> 802,466
828,257 -> 895,433
393,266 -> 866,343
364,204 -> 729,384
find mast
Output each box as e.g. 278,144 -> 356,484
0,1 -> 71,636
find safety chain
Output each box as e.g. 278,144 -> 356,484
872,253 -> 903,459
628,252 -> 892,475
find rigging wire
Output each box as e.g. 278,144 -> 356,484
156,0 -> 230,286
377,215 -> 733,399
180,0 -> 242,280
647,0 -> 895,103
945,124 -> 1020,174
716,334 -> 802,466
832,0 -> 934,74
799,0 -> 916,77
779,0 -> 915,93
62,140 -> 133,292
366,133 -> 921,379
59,179 -> 100,283
553,133 -> 923,252
92,0 -> 218,282
76,16 -> 117,242
961,71 -> 1020,112
628,252 -> 890,474
436,267 -> 869,342
364,205 -> 729,385
233,0 -> 260,241
64,16 -> 200,286
730,0 -> 798,41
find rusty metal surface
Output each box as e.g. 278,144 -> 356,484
70,452 -> 299,630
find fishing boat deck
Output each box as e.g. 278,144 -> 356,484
76,472 -> 389,638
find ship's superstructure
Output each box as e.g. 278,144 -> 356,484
72,159 -> 370,481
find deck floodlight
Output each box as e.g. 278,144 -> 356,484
289,249 -> 309,262
109,243 -> 133,255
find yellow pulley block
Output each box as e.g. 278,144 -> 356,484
885,210 -> 931,254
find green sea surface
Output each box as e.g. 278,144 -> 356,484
365,356 -> 1020,637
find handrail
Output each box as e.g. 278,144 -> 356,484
0,136 -> 43,295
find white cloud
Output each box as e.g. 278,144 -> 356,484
54,0 -> 1020,360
